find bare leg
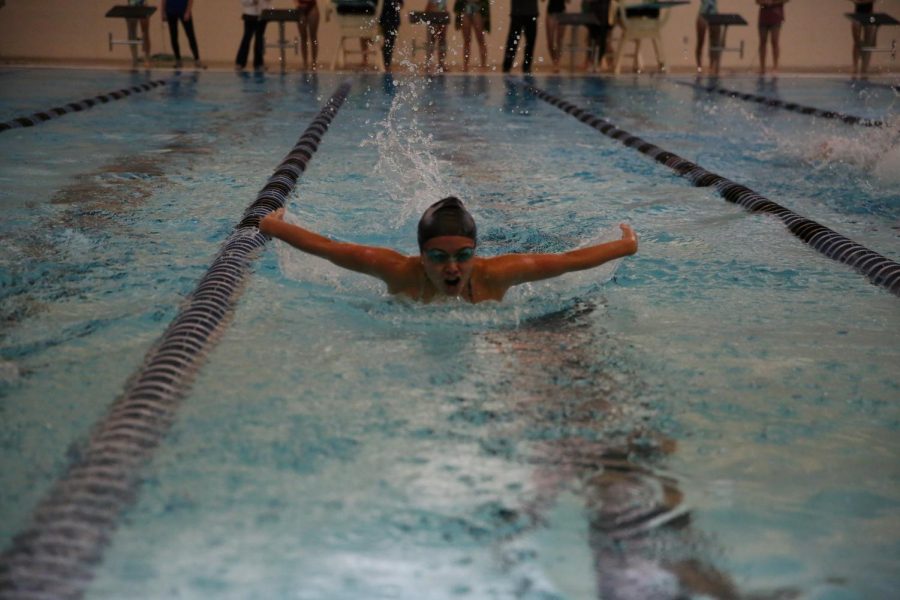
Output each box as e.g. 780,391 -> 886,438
308,6 -> 319,70
851,22 -> 862,74
437,25 -> 447,71
297,17 -> 309,69
426,25 -> 436,73
695,16 -> 706,72
473,13 -> 487,68
770,24 -> 781,73
758,26 -> 768,74
462,14 -> 472,71
708,24 -> 721,75
140,18 -> 151,65
546,14 -> 558,69
126,19 -> 139,64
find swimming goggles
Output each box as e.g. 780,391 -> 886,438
425,247 -> 476,264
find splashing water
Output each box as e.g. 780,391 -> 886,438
363,76 -> 463,227
274,75 -> 623,321
764,114 -> 900,185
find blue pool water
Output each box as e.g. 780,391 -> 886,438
0,68 -> 898,599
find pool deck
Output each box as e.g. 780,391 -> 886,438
2,56 -> 899,79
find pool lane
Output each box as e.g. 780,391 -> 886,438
512,78 -> 900,296
0,81 -> 351,600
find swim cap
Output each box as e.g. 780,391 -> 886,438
417,196 -> 477,248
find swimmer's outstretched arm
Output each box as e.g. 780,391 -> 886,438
258,208 -> 413,284
484,223 -> 638,287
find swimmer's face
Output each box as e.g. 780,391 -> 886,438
421,235 -> 476,297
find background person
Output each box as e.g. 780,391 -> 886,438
126,0 -> 152,68
295,0 -> 320,70
757,0 -> 788,75
456,0 -> 491,71
545,0 -> 566,73
696,0 -> 722,74
161,0 -> 204,68
581,0 -> 610,72
425,0 -> 450,73
502,0 -> 541,73
235,0 -> 271,71
380,0 -> 403,72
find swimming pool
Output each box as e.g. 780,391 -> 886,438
1,68 -> 898,599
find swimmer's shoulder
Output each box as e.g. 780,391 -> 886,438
384,255 -> 427,298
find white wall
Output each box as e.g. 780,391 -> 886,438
0,0 -> 898,72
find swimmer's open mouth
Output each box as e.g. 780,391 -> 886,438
445,277 -> 461,287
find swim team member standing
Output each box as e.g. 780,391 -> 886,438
235,0 -> 271,71
161,0 -> 204,69
502,0 -> 540,73
258,197 -> 638,303
756,0 -> 789,75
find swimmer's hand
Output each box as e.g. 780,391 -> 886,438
619,223 -> 638,255
259,208 -> 286,236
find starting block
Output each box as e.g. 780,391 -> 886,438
262,9 -> 301,72
704,13 -> 747,60
555,13 -> 605,73
105,5 -> 156,53
846,12 -> 899,63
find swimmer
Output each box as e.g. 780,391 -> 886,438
258,196 -> 638,303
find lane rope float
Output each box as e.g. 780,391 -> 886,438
676,80 -> 886,127
0,80 -> 169,134
0,80 -> 352,600
512,78 -> 900,296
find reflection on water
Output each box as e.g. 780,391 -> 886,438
477,303 -> 797,599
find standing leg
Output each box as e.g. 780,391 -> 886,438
236,15 -> 255,69
583,26 -> 598,70
851,22 -> 862,74
770,24 -> 780,74
758,26 -> 767,74
595,22 -> 609,69
426,24 -> 436,72
297,16 -> 309,69
167,15 -> 182,66
546,14 -> 558,68
553,17 -> 565,71
253,18 -> 267,69
382,23 -> 398,71
140,17 -> 151,65
181,16 -> 201,63
127,18 -> 139,65
708,24 -> 722,75
695,16 -> 706,72
473,13 -> 487,68
308,6 -> 320,70
463,14 -> 473,71
503,17 -> 522,72
436,24 -> 448,71
522,17 -> 537,73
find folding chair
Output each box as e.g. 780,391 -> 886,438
611,0 -> 688,74
326,0 -> 385,70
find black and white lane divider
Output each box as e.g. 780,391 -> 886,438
0,80 -> 169,133
0,80 -> 352,600
513,79 -> 899,296
677,80 -> 886,127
